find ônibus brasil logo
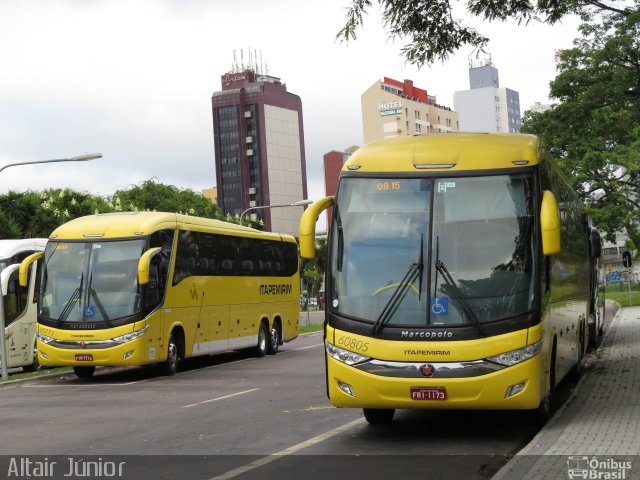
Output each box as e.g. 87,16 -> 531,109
566,456 -> 632,479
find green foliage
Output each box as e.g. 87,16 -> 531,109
337,0 -> 636,66
300,237 -> 328,301
110,179 -> 263,229
522,10 -> 640,251
0,189 -> 113,239
0,179 -> 249,239
111,179 -> 221,218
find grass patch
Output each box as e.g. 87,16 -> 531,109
4,366 -> 71,383
605,290 -> 640,307
300,323 -> 323,334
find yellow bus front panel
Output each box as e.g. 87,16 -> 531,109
326,354 -> 543,410
325,325 -> 546,411
37,321 -> 162,368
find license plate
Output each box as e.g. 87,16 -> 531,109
410,386 -> 447,400
75,354 -> 93,361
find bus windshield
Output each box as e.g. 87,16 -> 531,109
330,174 -> 536,329
39,239 -> 146,326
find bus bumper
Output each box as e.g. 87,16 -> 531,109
37,336 -> 156,368
327,355 -> 544,410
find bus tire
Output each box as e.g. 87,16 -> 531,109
22,342 -> 41,373
534,393 -> 553,426
267,321 -> 280,355
74,366 -> 96,379
363,408 -> 395,424
161,333 -> 180,376
254,323 -> 268,357
533,342 -> 557,426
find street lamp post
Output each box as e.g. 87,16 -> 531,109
239,199 -> 313,227
0,153 -> 102,174
0,152 -> 102,381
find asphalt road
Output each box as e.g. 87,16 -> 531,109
0,330 -> 566,480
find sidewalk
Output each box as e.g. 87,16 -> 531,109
494,306 -> 640,479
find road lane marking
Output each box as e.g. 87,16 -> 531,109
290,343 -> 322,352
22,380 -> 149,387
208,417 -> 366,480
181,388 -> 260,409
283,406 -> 335,413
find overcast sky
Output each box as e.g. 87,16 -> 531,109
0,0 -> 583,203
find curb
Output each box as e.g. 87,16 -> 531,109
491,304 -> 624,479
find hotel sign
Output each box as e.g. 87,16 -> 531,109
223,73 -> 247,86
379,100 -> 403,117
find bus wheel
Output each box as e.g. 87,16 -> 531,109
534,393 -> 553,426
73,366 -> 96,379
161,334 -> 180,375
254,323 -> 268,357
533,345 -> 556,426
363,408 -> 395,424
22,342 -> 41,373
267,323 -> 280,355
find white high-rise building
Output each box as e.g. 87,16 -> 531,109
454,59 -> 521,133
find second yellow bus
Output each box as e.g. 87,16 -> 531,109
20,212 -> 300,378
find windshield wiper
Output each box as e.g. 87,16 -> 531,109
57,272 -> 83,325
87,274 -> 112,326
372,235 -> 425,336
435,259 -> 486,336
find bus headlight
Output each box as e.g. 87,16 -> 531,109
112,325 -> 149,345
325,341 -> 370,366
487,340 -> 542,366
37,332 -> 55,344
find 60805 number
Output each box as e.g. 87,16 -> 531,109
337,336 -> 369,352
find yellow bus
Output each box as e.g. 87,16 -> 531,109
300,134 -> 598,424
1,239 -> 47,372
20,212 -> 300,379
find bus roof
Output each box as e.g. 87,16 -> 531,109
0,239 -> 48,259
343,133 -> 541,173
48,212 -> 296,243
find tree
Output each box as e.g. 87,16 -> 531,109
521,10 -> 640,250
299,237 -> 328,307
337,0 -> 636,66
0,179 -> 250,239
111,179 -> 263,229
111,179 -> 221,218
0,189 -> 113,239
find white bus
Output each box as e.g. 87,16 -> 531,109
1,239 -> 47,372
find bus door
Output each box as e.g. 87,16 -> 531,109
2,264 -> 32,368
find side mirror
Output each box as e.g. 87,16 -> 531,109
138,247 -> 161,285
299,196 -> 334,259
19,252 -> 43,287
540,190 -> 561,256
590,227 -> 602,259
1,264 -> 21,296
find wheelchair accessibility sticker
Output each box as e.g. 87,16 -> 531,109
430,297 -> 448,315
